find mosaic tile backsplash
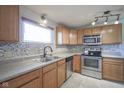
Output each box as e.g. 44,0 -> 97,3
102,44 -> 124,56
0,42 -> 53,60
0,42 -> 123,61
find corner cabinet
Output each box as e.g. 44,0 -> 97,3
56,25 -> 70,45
101,24 -> 122,44
73,55 -> 81,73
0,5 -> 19,42
102,58 -> 124,82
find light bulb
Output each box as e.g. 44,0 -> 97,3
114,20 -> 119,24
92,21 -> 95,26
104,22 -> 107,25
43,19 -> 47,24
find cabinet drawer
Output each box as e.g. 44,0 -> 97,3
58,59 -> 65,66
103,58 -> 124,64
20,78 -> 40,88
103,58 -> 123,62
43,63 -> 57,73
2,69 -> 40,88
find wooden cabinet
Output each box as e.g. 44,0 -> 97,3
0,5 -> 19,42
56,25 -> 70,45
92,26 -> 102,35
42,63 -> 57,88
101,24 -> 122,44
57,60 -> 66,87
103,58 -> 124,81
69,29 -> 77,44
83,28 -> 92,36
77,29 -> 84,44
1,69 -> 41,88
20,78 -> 40,88
73,55 -> 81,73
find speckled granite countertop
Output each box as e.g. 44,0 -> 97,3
102,55 -> 124,59
0,52 -> 83,83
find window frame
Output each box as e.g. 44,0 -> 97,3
21,17 -> 54,44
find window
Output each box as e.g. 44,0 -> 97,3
22,18 -> 54,43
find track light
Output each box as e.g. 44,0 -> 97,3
91,18 -> 98,26
41,15 -> 47,24
114,15 -> 120,24
91,11 -> 120,26
104,17 -> 108,25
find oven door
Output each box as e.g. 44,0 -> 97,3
81,56 -> 102,72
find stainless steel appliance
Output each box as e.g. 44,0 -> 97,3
83,35 -> 101,45
81,46 -> 102,79
66,56 -> 73,79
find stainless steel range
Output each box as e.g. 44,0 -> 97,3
81,46 -> 102,79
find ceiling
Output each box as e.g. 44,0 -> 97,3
25,5 -> 124,28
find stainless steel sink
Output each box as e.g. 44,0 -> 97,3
42,56 -> 61,62
32,56 -> 61,62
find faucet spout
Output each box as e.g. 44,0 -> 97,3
43,46 -> 53,58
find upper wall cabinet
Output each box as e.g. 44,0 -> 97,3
56,25 -> 70,45
101,24 -> 122,44
83,28 -> 92,36
92,26 -> 103,35
0,5 -> 19,42
69,29 -> 77,45
77,29 -> 84,44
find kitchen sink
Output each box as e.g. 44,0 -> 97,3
32,56 -> 61,62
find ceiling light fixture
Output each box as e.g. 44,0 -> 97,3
91,11 -> 120,26
91,18 -> 98,26
104,17 -> 108,25
114,15 -> 120,24
41,15 -> 47,24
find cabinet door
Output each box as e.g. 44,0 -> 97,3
56,25 -> 70,45
103,58 -> 124,81
92,26 -> 102,35
20,78 -> 40,88
77,29 -> 84,44
0,5 -> 19,42
56,26 -> 63,45
73,55 -> 81,73
43,68 -> 57,88
62,26 -> 70,44
83,28 -> 92,36
69,30 -> 77,44
57,60 -> 66,87
101,24 -> 122,44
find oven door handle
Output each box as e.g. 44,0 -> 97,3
82,56 -> 102,59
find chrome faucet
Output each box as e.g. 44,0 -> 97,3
43,46 -> 53,58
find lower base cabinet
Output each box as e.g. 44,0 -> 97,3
42,63 -> 57,88
103,58 -> 124,82
0,69 -> 42,88
57,60 -> 66,87
73,55 -> 81,73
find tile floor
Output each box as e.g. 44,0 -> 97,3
61,73 -> 124,88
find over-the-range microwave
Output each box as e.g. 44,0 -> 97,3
83,35 -> 101,45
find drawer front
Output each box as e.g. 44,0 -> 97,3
103,58 -> 124,63
2,69 -> 40,88
20,78 -> 40,88
43,63 -> 57,73
58,59 -> 65,66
